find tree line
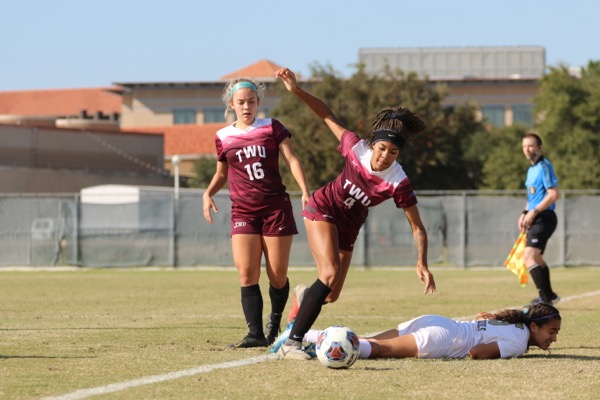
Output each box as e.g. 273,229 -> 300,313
192,61 -> 600,191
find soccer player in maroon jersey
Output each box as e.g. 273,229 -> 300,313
273,67 -> 436,359
203,78 -> 310,348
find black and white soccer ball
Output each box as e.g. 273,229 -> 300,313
315,326 -> 360,369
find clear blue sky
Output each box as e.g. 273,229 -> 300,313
3,0 -> 599,91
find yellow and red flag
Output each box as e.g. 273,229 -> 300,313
503,231 -> 528,286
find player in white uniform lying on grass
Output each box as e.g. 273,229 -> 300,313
272,303 -> 561,360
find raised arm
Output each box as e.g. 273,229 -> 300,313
275,67 -> 347,141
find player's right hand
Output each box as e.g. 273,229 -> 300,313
274,68 -> 298,92
203,197 -> 217,223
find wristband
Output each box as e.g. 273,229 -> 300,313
522,210 -> 528,215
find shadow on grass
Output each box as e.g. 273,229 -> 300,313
362,366 -> 401,371
0,355 -> 94,359
0,326 -> 218,331
524,353 -> 600,361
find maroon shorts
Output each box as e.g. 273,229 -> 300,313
231,205 -> 298,237
302,203 -> 360,252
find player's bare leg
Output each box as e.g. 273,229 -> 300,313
263,235 -> 293,344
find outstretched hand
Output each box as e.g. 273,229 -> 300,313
274,68 -> 298,92
416,265 -> 436,294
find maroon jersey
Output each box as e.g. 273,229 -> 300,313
303,130 -> 417,228
216,118 -> 291,214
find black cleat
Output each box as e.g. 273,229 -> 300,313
229,334 -> 269,348
527,294 -> 561,307
265,313 -> 283,345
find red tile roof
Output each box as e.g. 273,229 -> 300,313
124,123 -> 228,156
0,87 -> 122,117
221,59 -> 283,80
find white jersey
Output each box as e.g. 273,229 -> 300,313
397,315 -> 530,359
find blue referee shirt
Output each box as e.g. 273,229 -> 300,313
525,156 -> 558,211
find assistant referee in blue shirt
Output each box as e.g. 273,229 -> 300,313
519,132 -> 560,306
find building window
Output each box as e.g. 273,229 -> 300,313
512,104 -> 533,127
173,108 -> 196,124
203,108 -> 225,123
481,105 -> 504,128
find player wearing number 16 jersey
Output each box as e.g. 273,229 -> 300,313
216,118 -> 296,217
203,78 -> 310,349
273,67 -> 435,360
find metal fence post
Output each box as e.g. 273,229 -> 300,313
461,192 -> 467,268
558,191 -> 566,267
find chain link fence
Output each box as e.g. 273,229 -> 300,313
1,188 -> 598,268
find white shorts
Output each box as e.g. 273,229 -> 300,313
397,315 -> 470,358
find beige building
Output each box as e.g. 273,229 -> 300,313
0,52 -> 545,188
118,49 -> 540,135
115,60 -> 287,177
0,87 -> 173,192
113,53 -> 542,178
117,59 -> 284,129
359,46 -> 543,127
443,77 -> 537,127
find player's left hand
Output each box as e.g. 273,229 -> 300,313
416,265 -> 436,294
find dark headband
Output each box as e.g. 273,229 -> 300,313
531,313 -> 560,321
383,112 -> 404,120
371,129 -> 406,150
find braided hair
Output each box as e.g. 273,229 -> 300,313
367,107 -> 427,148
492,303 -> 561,329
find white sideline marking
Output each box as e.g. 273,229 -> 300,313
41,354 -> 277,400
42,290 -> 600,400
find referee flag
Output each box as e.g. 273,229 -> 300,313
504,232 -> 528,286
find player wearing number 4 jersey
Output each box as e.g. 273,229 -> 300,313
273,67 -> 435,360
203,78 -> 310,348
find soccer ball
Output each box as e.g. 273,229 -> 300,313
315,326 -> 360,369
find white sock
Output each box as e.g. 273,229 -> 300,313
358,339 -> 372,359
304,329 -> 322,343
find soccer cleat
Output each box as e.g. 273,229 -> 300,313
302,342 -> 318,359
287,283 -> 308,323
527,294 -> 561,307
229,333 -> 269,348
268,320 -> 294,354
276,340 -> 312,360
265,313 -> 283,345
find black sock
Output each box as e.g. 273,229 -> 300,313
241,284 -> 264,338
288,279 -> 332,343
529,264 -> 552,302
540,264 -> 557,299
269,278 -> 290,318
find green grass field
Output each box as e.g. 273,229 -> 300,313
1,267 -> 599,400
